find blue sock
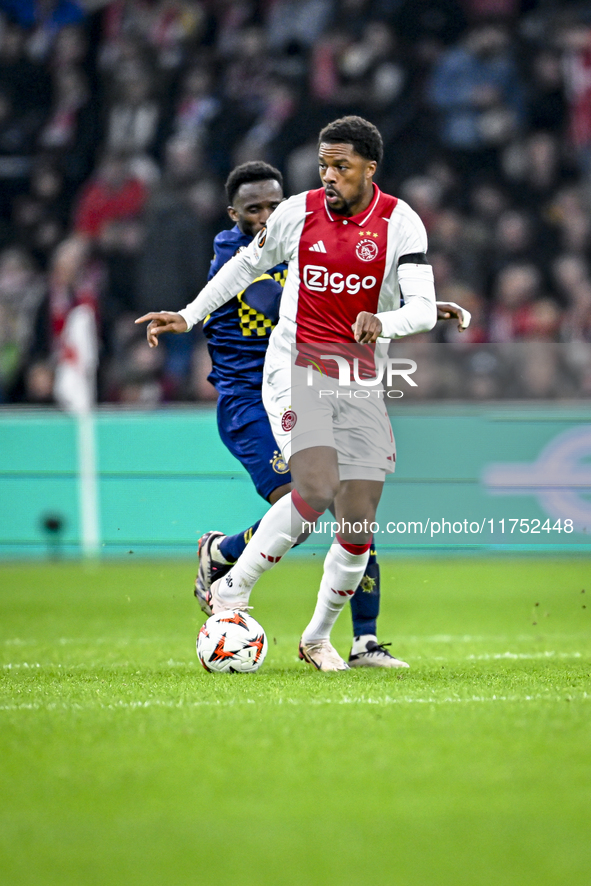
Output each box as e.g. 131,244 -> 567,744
350,544 -> 380,637
219,520 -> 262,563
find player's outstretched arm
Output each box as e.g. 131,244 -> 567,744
352,311 -> 383,343
135,311 -> 188,347
436,301 -> 471,331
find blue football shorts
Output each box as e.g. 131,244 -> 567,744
216,392 -> 292,501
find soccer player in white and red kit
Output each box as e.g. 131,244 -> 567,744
137,116 -> 438,671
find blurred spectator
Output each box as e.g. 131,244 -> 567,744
429,206 -> 484,290
0,87 -> 41,216
39,66 -> 88,151
222,26 -> 273,115
522,297 -> 562,341
71,153 -> 150,370
101,0 -> 203,71
462,0 -> 522,22
558,19 -> 591,174
266,0 -> 333,54
50,22 -> 88,71
427,22 -> 525,181
0,245 -> 45,400
394,0 -> 467,69
502,131 -> 575,215
24,358 -> 55,403
102,325 -> 164,405
73,151 -> 148,241
0,18 -> 50,114
547,184 -> 591,255
463,179 -> 509,288
232,78 -> 297,166
98,28 -> 151,90
2,1 -> 85,30
553,253 -> 591,341
133,137 -> 222,397
48,234 -> 103,345
400,174 -> 443,233
468,179 -> 508,236
485,208 -> 547,287
136,137 -> 209,310
105,69 -> 160,159
147,1 -> 208,71
6,0 -> 87,63
165,64 -> 219,150
526,48 -> 567,135
38,65 -> 99,187
310,28 -> 352,104
12,159 -> 68,266
488,263 -> 545,341
0,20 -> 50,216
311,19 -> 409,132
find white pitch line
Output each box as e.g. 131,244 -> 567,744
2,659 -> 194,670
2,638 -> 182,647
3,652 -> 586,670
1,635 -> 509,646
2,662 -> 139,670
466,651 -> 583,661
0,694 -> 589,713
4,633 -> 588,647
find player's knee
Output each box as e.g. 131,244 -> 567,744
290,447 -> 339,512
295,477 -> 339,514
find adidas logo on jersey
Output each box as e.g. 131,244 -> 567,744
309,240 -> 327,253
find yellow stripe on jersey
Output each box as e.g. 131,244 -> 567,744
237,293 -> 274,337
237,271 -> 287,338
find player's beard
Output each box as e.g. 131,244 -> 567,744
325,185 -> 363,217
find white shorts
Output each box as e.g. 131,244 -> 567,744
262,344 -> 396,482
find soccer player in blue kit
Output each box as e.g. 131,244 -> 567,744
192,160 -> 470,668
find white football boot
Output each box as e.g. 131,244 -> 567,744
208,574 -> 251,616
298,638 -> 350,671
194,531 -> 232,615
348,638 -> 409,668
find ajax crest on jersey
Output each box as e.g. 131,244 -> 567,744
356,238 -> 379,261
197,610 -> 268,673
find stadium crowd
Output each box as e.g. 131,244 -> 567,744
1,0 -> 591,405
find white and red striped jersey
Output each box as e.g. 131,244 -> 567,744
179,184 -> 437,351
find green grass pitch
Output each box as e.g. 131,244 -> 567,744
1,557 -> 590,886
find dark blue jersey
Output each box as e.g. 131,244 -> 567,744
203,225 -> 287,395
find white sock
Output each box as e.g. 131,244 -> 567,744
215,490 -> 322,609
351,634 -> 378,654
210,537 -> 230,565
301,539 -> 370,643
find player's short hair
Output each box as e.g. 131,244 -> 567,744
318,116 -> 383,165
225,161 -> 284,205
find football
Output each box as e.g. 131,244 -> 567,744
197,610 -> 268,673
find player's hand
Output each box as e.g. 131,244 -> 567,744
436,301 -> 471,332
134,311 -> 188,347
352,311 -> 382,343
